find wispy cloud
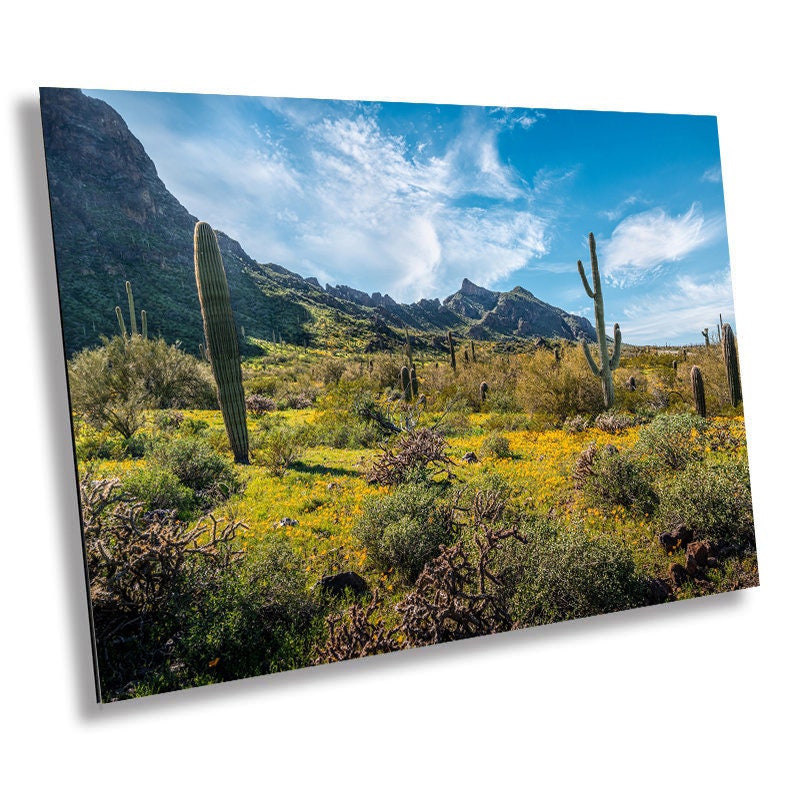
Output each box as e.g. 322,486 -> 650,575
702,165 -> 722,183
489,107 -> 546,130
202,103 -> 550,301
600,204 -> 725,287
620,272 -> 734,343
601,194 -> 644,221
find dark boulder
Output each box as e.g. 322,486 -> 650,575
318,572 -> 369,596
659,523 -> 694,553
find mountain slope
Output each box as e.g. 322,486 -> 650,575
40,88 -> 306,356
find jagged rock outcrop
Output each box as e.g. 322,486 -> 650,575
447,282 -> 595,341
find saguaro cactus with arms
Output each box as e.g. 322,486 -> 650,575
577,232 -> 622,408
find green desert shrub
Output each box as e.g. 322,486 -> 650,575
479,431 -> 513,459
153,410 -> 185,432
180,417 -> 210,436
353,481 -> 456,581
429,411 -> 471,437
636,412 -> 708,470
147,438 -> 240,506
518,349 -> 606,420
578,445 -> 658,514
499,517 -> 650,626
122,465 -> 195,516
484,389 -> 522,414
483,412 -> 534,432
120,438 -> 240,515
69,335 -> 216,437
314,357 -> 348,386
657,457 -> 754,551
174,539 -> 319,683
254,425 -> 307,475
309,411 -> 380,449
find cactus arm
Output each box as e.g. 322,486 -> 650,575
581,337 -> 601,376
577,259 -> 596,299
609,323 -> 622,370
115,306 -> 127,339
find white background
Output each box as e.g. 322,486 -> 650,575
2,2 -> 798,796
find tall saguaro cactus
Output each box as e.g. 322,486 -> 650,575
721,322 -> 742,408
577,232 -> 622,408
194,221 -> 249,464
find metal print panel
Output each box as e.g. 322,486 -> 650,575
40,88 -> 758,702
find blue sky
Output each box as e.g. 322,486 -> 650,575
85,89 -> 733,345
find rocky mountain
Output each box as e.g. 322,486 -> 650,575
40,88 -> 595,358
40,87 -> 309,357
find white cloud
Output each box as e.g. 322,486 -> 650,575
489,107 -> 545,130
237,106 -> 548,301
702,166 -> 722,183
600,204 -> 725,287
620,272 -> 734,344
601,194 -> 644,221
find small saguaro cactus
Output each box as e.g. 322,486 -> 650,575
400,365 -> 412,402
471,341 -> 476,363
194,221 -> 249,464
141,309 -> 148,339
479,381 -> 488,403
447,331 -> 457,372
577,233 -> 622,408
721,322 -> 742,408
410,366 -> 418,399
690,365 -> 706,418
701,328 -> 710,348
